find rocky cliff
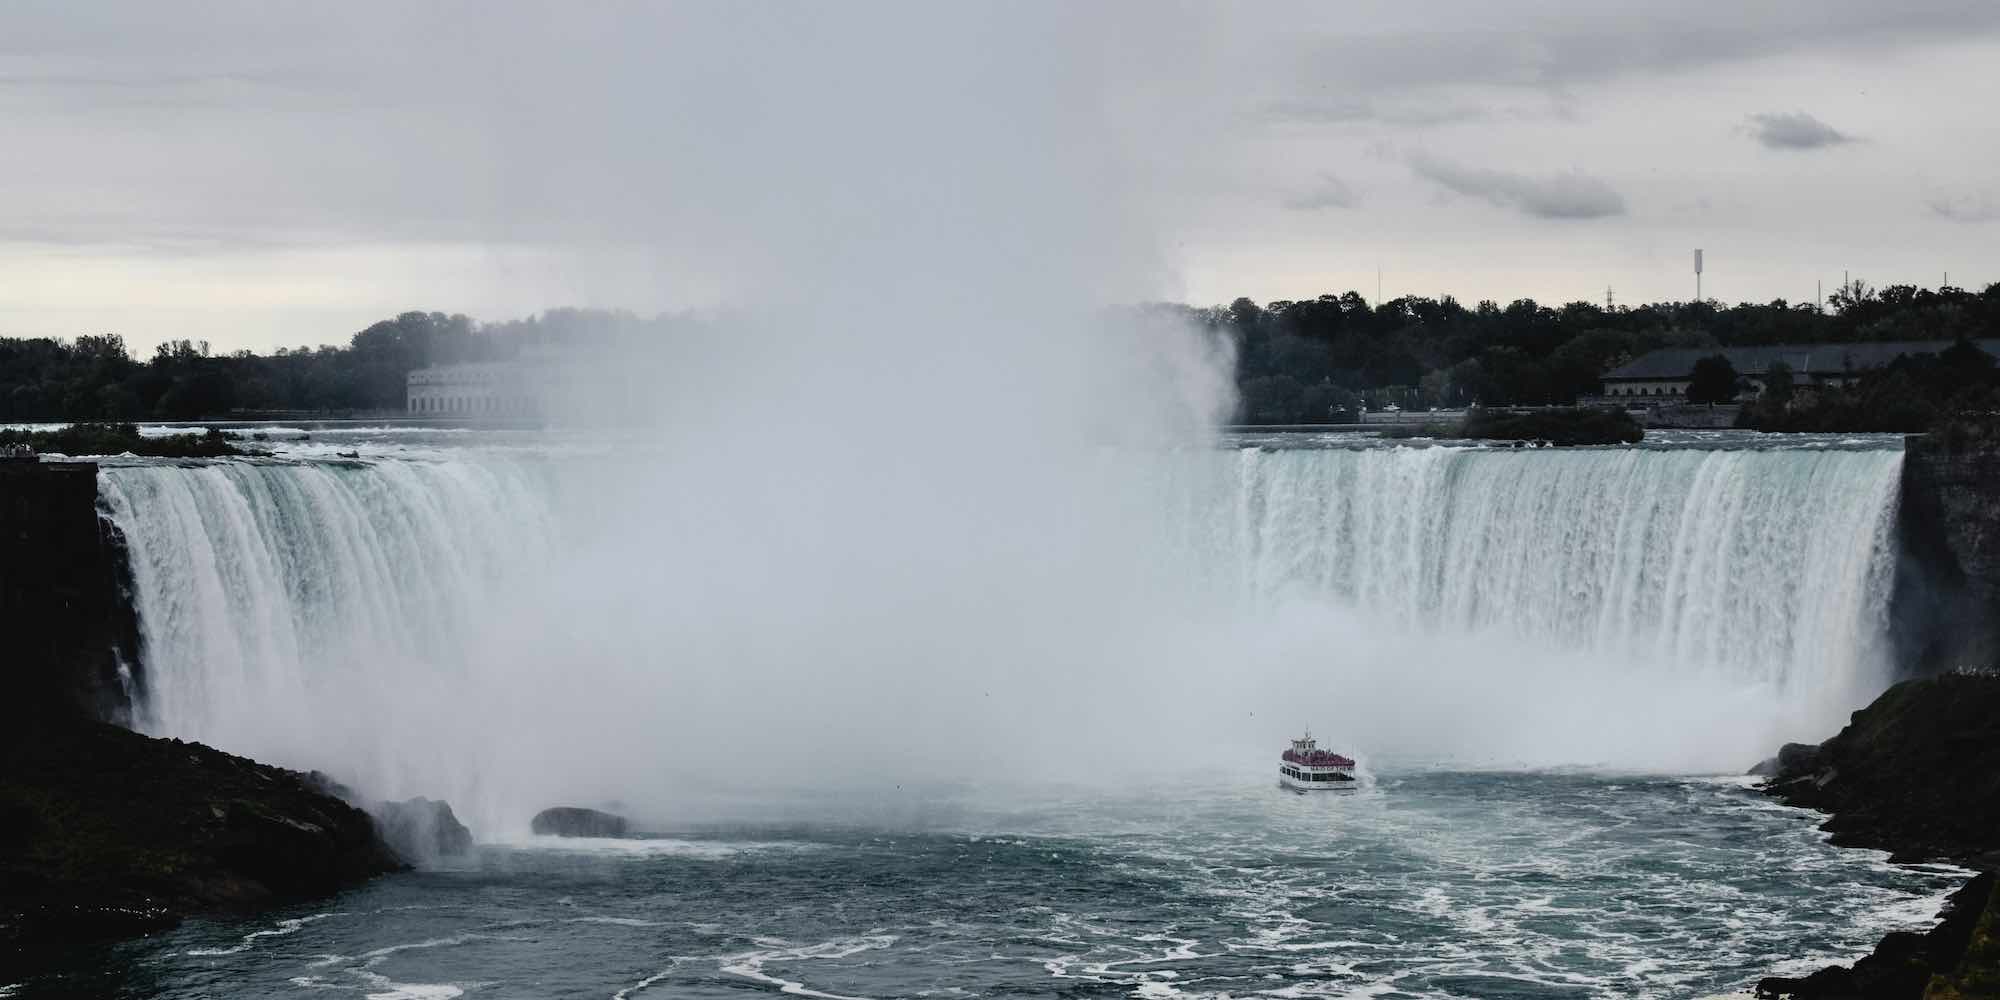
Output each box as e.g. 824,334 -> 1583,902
1756,673 -> 2000,998
0,718 -> 405,971
1895,427 -> 2000,675
0,458 -> 140,722
0,459 -> 407,980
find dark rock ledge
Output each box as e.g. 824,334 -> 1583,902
0,717 -> 405,974
1753,672 -> 2000,999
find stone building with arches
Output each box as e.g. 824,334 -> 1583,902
1599,339 -> 2000,401
405,362 -> 536,417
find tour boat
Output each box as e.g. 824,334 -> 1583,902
1279,733 -> 1357,792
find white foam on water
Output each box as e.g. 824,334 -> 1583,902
183,912 -> 336,957
718,936 -> 896,1000
493,834 -> 785,859
610,960 -> 682,1000
352,971 -> 464,1000
570,916 -> 672,928
281,932 -> 524,1000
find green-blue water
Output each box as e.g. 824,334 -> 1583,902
22,772 -> 1963,1000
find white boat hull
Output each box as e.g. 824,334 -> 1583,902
1279,771 -> 1357,793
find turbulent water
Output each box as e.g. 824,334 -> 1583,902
45,776 -> 1965,999
58,426 -> 1937,999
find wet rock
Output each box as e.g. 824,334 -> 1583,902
0,717 -> 403,964
1762,673 -> 2000,864
1896,428 -> 2000,673
1753,674 -> 2000,997
530,806 -> 628,838
1755,875 -> 1995,999
373,797 -> 474,864
1748,742 -> 1823,778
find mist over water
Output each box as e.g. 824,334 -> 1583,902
101,434 -> 1905,833
76,6 -> 1903,836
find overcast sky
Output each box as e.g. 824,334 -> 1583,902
4,1 -> 1998,354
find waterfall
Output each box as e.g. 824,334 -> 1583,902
99,457 -> 561,782
97,441 -> 1906,811
1188,445 -> 1904,696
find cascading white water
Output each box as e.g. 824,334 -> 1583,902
99,457 -> 562,785
1189,445 -> 1904,695
98,440 -> 1906,820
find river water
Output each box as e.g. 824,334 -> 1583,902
12,425 -> 1954,998
43,774 -> 1964,999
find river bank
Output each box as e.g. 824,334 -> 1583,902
1755,672 -> 2000,998
0,717 -> 404,982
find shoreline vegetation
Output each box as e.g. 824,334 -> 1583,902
1734,338 -> 2000,435
1379,406 -> 1646,445
0,422 -> 246,459
1,281 -> 1997,434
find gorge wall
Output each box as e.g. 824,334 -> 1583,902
0,458 -> 137,722
7,432 -> 1999,813
1895,429 -> 2000,674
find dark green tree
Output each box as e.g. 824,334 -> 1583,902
1299,381 -> 1363,424
1762,360 -> 1795,407
1687,355 -> 1740,404
1239,374 -> 1305,424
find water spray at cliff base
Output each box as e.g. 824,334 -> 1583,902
100,6 -> 1902,833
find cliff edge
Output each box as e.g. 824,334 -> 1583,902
1897,425 -> 2000,675
0,718 -> 405,973
0,459 -> 406,982
1756,673 -> 2000,998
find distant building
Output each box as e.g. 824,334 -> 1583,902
1600,339 -> 2000,400
405,362 -> 535,417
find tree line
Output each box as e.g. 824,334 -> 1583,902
0,308 -> 653,421
1180,280 -> 2000,424
1727,339 -> 2000,433
4,282 -> 1999,425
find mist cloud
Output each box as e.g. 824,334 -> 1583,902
1283,173 -> 1360,211
1928,193 -> 2000,223
1747,111 -> 1852,150
1408,152 -> 1627,219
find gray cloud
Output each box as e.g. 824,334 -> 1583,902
1277,2 -> 2000,104
1,0 -> 1997,346
1747,111 -> 1851,150
1929,194 -> 2000,223
1283,173 -> 1359,211
1408,152 -> 1626,219
1263,95 -> 1490,127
